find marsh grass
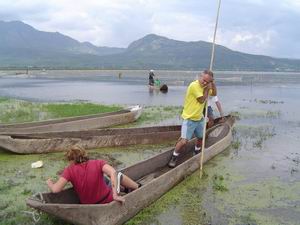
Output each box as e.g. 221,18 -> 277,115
138,106 -> 182,124
119,105 -> 182,127
235,124 -> 276,150
0,98 -> 122,124
230,109 -> 281,120
42,103 -> 121,118
254,99 -> 284,104
231,140 -> 241,150
0,96 -> 9,103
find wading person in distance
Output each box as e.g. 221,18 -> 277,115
148,69 -> 155,86
47,145 -> 141,204
168,70 -> 216,168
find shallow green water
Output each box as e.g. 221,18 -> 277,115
125,100 -> 300,225
0,100 -> 179,225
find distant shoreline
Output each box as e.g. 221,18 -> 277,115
1,68 -> 300,74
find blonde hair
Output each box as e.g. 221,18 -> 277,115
65,145 -> 89,164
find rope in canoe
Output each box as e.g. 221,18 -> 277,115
22,210 -> 41,223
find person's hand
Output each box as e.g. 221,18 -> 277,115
204,81 -> 213,90
207,120 -> 214,128
46,178 -> 54,189
113,193 -> 125,204
207,81 -> 213,89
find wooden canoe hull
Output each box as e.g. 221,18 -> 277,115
0,106 -> 142,134
0,125 -> 181,154
26,116 -> 234,225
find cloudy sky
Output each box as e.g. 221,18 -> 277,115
0,0 -> 299,59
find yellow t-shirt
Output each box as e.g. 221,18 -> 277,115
181,80 -> 205,121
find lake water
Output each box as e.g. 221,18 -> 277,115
1,70 -> 300,225
1,70 -> 300,109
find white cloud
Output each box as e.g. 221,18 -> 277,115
151,12 -> 214,43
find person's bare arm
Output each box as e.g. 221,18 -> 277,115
215,101 -> 224,117
102,164 -> 125,203
210,81 -> 217,96
47,177 -> 68,193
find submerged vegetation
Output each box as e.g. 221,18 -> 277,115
212,174 -> 228,192
254,99 -> 284,104
230,109 -> 281,120
118,105 -> 182,127
235,124 -> 276,150
135,106 -> 182,125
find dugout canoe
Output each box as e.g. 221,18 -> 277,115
26,115 -> 235,225
0,105 -> 142,134
0,125 -> 181,154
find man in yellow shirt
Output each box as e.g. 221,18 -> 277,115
168,70 -> 216,168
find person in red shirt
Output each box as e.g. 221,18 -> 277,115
46,145 -> 140,204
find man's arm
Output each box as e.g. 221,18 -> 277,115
102,164 -> 125,203
197,84 -> 211,104
47,177 -> 68,193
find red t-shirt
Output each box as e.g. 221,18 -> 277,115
62,159 -> 113,204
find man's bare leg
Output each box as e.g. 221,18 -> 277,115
168,138 -> 188,168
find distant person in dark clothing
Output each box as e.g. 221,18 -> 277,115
148,70 -> 155,86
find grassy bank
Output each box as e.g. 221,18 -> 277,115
0,97 -> 122,124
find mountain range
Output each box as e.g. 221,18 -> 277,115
0,20 -> 299,71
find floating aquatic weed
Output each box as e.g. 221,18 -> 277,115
237,213 -> 259,225
230,109 -> 281,120
229,111 -> 241,120
21,188 -> 32,195
291,156 -> 300,166
0,201 -> 8,210
266,110 -> 281,118
0,97 -> 9,103
254,99 -> 284,104
231,140 -> 241,150
271,164 -> 276,170
253,126 -> 276,149
0,181 -> 11,192
212,174 -> 228,192
234,124 -> 276,150
290,168 -> 298,174
127,106 -> 182,126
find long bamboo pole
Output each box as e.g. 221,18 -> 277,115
200,0 -> 222,177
